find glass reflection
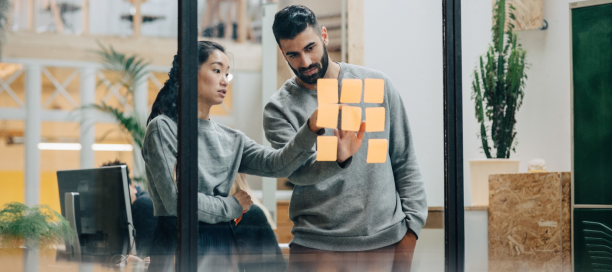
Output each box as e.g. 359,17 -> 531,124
143,40 -> 357,271
0,0 -> 447,271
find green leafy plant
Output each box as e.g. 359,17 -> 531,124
82,103 -> 146,151
0,202 -> 75,249
94,41 -> 150,96
472,0 -> 528,159
79,42 -> 150,183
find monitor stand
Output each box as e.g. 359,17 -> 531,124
64,192 -> 82,262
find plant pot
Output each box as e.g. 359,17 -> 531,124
0,245 -> 57,272
469,159 -> 520,206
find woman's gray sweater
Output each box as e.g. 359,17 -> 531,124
142,114 -> 319,224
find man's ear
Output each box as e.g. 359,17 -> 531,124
321,26 -> 329,46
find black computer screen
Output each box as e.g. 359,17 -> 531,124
57,166 -> 134,264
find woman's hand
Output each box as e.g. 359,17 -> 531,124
308,109 -> 323,133
335,122 -> 366,163
232,190 -> 253,213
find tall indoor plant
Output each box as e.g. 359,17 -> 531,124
81,42 -> 149,184
469,0 -> 528,206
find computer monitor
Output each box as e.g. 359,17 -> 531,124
56,166 -> 136,265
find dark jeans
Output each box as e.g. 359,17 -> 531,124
147,216 -> 239,272
286,231 -> 416,272
231,205 -> 287,272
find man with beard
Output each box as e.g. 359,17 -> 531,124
263,5 -> 427,272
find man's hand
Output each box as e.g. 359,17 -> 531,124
232,190 -> 253,213
335,122 -> 366,163
393,230 -> 417,271
308,109 -> 323,133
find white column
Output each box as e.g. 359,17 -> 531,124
24,64 -> 41,272
132,74 -> 149,184
79,67 -> 96,169
24,64 -> 41,207
261,2 -> 278,223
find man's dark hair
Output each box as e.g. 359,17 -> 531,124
102,159 -> 132,185
272,5 -> 320,46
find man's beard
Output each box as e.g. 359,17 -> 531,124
289,44 -> 329,85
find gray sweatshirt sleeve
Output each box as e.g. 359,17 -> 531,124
263,103 -> 353,186
239,121 -> 319,177
142,119 -> 243,223
386,78 -> 428,237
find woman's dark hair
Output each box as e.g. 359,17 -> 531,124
147,41 -> 226,125
272,5 -> 320,46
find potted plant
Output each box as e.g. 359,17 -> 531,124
79,42 -> 150,185
0,202 -> 75,270
470,0 -> 528,206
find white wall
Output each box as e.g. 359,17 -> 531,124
365,0 -> 574,206
364,1 -> 445,207
229,71 -> 264,189
462,0 -> 573,205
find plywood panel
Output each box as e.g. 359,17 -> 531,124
493,0 -> 544,31
488,172 -> 571,272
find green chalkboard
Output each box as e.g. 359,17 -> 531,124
572,3 -> 612,205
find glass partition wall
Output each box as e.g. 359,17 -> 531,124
0,0 -> 466,271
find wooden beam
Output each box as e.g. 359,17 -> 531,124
237,0 -> 247,42
3,32 -> 263,71
347,0 -> 364,66
133,0 -> 142,38
82,0 -> 89,34
27,0 -> 34,31
201,0 -> 215,35
225,0 -> 234,39
49,0 -> 65,33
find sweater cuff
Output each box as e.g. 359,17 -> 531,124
293,120 -> 319,151
405,217 -> 424,239
222,195 -> 244,220
336,156 -> 353,169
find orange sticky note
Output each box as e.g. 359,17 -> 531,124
235,210 -> 246,225
341,106 -> 362,131
367,139 -> 388,163
317,136 -> 338,161
317,78 -> 338,104
316,104 -> 340,129
365,107 -> 385,132
364,78 -> 385,103
340,79 -> 362,103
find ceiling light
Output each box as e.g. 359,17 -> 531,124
37,143 -> 134,151
38,143 -> 82,150
228,73 -> 233,82
92,144 -> 134,151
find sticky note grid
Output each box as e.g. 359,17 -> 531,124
316,78 -> 387,163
